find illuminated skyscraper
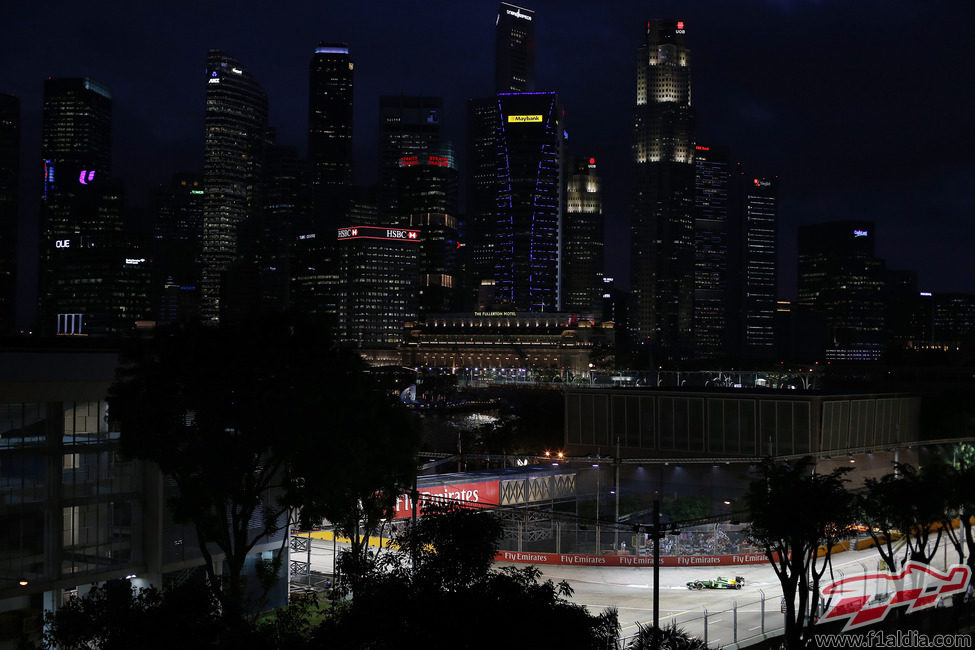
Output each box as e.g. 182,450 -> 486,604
396,149 -> 459,314
466,97 -> 500,307
494,92 -> 564,312
308,42 -> 353,219
630,19 -> 695,360
496,3 -> 536,93
38,78 -> 149,336
562,156 -> 603,315
200,50 -> 268,324
292,44 -> 354,326
798,220 -> 885,360
0,94 -> 18,335
692,145 -> 729,358
740,176 -> 778,357
377,96 -> 442,222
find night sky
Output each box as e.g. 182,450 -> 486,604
3,0 -> 974,328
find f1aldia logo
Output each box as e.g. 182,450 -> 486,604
821,561 -> 971,631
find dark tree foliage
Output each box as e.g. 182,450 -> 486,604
108,317 -> 421,624
39,577 -> 323,650
745,457 -> 855,650
860,462 -> 949,572
625,621 -> 708,650
41,578 -> 223,650
316,504 -> 619,649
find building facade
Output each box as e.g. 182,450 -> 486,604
494,92 -> 564,312
692,145 -> 729,358
397,151 -> 460,315
200,51 -> 268,324
336,225 -> 420,346
630,19 -> 696,360
562,157 -> 604,315
740,176 -> 778,357
798,221 -> 886,360
564,386 -> 920,459
495,2 -> 536,93
0,94 -> 18,335
38,78 -> 151,336
378,96 -> 443,222
402,311 -> 614,379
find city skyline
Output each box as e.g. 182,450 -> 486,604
2,1 -> 974,330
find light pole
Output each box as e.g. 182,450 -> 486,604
593,463 -> 600,553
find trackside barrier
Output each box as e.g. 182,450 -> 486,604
494,550 -> 781,567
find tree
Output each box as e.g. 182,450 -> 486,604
41,577 -> 223,650
108,318 -> 421,627
744,457 -> 855,650
315,503 -> 619,649
625,621 -> 708,650
860,462 -> 949,572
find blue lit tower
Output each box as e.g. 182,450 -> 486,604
494,92 -> 564,312
200,50 -> 268,325
630,19 -> 695,361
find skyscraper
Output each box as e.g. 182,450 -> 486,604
495,3 -> 536,93
562,156 -> 603,315
494,92 -> 564,312
396,149 -> 459,315
692,144 -> 729,358
335,225 -> 420,346
200,50 -> 268,324
38,78 -> 150,336
150,173 -> 204,321
740,176 -> 778,357
308,42 -> 353,222
798,221 -> 886,360
377,96 -> 442,222
0,94 -> 18,335
630,19 -> 695,361
466,97 -> 501,308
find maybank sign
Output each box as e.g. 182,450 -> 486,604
507,114 -> 543,124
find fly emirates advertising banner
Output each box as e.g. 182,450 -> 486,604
393,480 -> 501,519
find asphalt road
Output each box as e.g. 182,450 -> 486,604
303,534 -> 959,648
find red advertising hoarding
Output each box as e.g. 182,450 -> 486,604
393,480 -> 501,520
494,550 -> 778,567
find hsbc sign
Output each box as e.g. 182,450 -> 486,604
337,225 -> 420,242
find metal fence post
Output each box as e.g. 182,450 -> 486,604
733,600 -> 738,643
760,589 -> 766,634
703,608 -> 708,647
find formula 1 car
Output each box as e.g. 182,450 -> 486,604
686,576 -> 745,590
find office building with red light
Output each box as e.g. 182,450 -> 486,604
692,144 -> 730,358
562,156 -> 603,315
630,19 -> 696,361
396,151 -> 460,315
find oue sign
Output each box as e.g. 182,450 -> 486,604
56,239 -> 71,248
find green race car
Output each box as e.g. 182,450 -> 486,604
686,576 -> 745,590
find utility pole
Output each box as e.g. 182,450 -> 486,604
614,438 -> 621,550
653,498 -> 660,635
